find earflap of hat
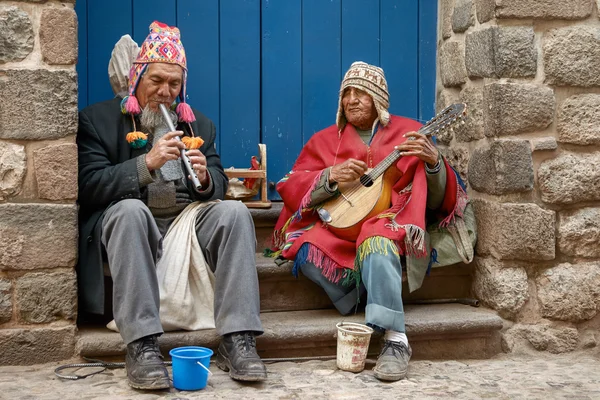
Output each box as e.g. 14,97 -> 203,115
336,89 -> 347,132
375,101 -> 390,127
120,63 -> 148,115
175,68 -> 195,123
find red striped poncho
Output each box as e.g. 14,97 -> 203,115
273,115 -> 465,286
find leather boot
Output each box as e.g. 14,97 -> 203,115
215,331 -> 267,381
125,335 -> 170,390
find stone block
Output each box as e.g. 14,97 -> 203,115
0,326 -> 76,365
16,271 -> 77,323
473,200 -> 555,261
538,153 -> 600,205
502,324 -> 579,354
0,70 -> 77,140
496,0 -> 592,19
537,262 -> 600,323
441,0 -> 455,40
466,27 -> 536,79
40,8 -> 77,65
557,94 -> 600,145
531,137 -> 558,152
0,204 -> 77,270
452,0 -> 474,33
475,0 -> 495,23
473,258 -> 529,319
465,28 -> 495,78
34,143 -> 77,200
0,279 -> 12,324
0,5 -> 34,63
440,41 -> 467,88
440,145 -> 469,185
468,140 -> 533,194
495,27 -> 537,78
456,86 -> 484,142
558,208 -> 600,258
544,27 -> 600,87
483,82 -> 555,136
0,141 -> 26,201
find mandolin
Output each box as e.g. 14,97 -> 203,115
317,103 -> 467,241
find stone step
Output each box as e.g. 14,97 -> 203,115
250,202 -> 282,251
251,204 -> 473,309
97,253 -> 473,323
77,304 -> 503,361
256,254 -> 473,312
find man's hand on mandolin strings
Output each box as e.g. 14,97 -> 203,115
329,158 -> 368,184
395,131 -> 439,168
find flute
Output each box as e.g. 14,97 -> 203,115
159,103 -> 203,190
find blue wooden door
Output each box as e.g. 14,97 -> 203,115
76,0 -> 437,200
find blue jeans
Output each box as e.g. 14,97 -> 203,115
299,249 -> 405,333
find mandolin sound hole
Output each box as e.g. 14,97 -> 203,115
360,175 -> 373,187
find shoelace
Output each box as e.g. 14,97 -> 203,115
232,332 -> 257,355
380,340 -> 409,359
137,336 -> 163,360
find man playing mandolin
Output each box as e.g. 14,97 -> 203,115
273,61 -> 469,382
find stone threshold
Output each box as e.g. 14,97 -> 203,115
77,304 -> 503,361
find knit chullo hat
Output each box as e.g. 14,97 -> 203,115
336,61 -> 390,131
121,21 -> 195,124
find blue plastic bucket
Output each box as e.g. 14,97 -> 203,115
169,346 -> 214,391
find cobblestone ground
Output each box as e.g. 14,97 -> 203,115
1,352 -> 599,399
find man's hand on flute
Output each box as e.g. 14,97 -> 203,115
144,130 -> 184,172
187,149 -> 209,187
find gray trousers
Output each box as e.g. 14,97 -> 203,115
101,199 -> 262,344
300,249 -> 405,333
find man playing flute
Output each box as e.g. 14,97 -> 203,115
76,21 -> 267,390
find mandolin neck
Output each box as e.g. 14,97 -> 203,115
366,126 -> 426,181
366,149 -> 402,181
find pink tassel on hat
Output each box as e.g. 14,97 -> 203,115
124,95 -> 141,115
176,102 -> 196,123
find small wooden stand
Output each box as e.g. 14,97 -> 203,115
224,143 -> 272,208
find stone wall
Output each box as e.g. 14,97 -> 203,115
0,0 -> 78,365
438,0 -> 600,354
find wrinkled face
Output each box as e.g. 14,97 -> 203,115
136,63 -> 183,112
342,87 -> 378,130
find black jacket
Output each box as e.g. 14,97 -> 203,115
76,97 -> 227,315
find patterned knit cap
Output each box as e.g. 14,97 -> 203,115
121,21 -> 195,123
336,61 -> 390,131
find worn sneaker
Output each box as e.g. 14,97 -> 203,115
373,340 -> 412,381
215,331 -> 267,381
125,335 -> 170,390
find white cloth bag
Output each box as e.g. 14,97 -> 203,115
107,201 -> 216,332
